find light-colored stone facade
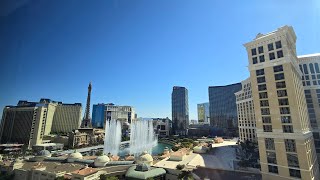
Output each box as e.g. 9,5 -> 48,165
235,78 -> 257,142
0,99 -> 82,149
152,117 -> 170,137
51,103 -> 82,134
298,53 -> 320,162
244,26 -> 319,179
105,104 -> 135,124
0,104 -> 50,149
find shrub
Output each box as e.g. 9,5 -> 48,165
95,151 -> 103,156
176,164 -> 185,170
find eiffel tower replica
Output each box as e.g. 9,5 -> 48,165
81,82 -> 93,128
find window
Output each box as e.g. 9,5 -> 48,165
278,98 -> 289,106
263,125 -> 272,132
285,139 -> 296,152
259,55 -> 265,62
265,138 -> 275,150
306,81 -> 311,86
268,43 -> 274,51
257,77 -> 266,83
313,132 -> 320,139
310,63 -> 315,74
305,75 -> 309,80
275,73 -> 285,80
299,65 -> 303,73
281,116 -> 291,123
261,108 -> 270,115
287,154 -> 299,168
275,41 -> 282,49
259,92 -> 268,99
273,65 -> 283,72
315,63 -> 320,73
283,125 -> 294,133
280,107 -> 290,114
251,48 -> 257,56
268,165 -> 278,174
276,81 -> 286,89
305,90 -> 311,94
258,46 -> 264,54
277,50 -> 283,58
313,81 -> 317,85
258,84 -> 267,91
262,116 -> 271,123
269,52 -> 275,60
253,57 -> 258,64
256,69 -> 265,76
277,90 -> 287,97
289,169 -> 301,178
303,64 -> 309,74
267,151 -> 277,164
260,100 -> 269,107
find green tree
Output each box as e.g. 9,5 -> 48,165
95,150 -> 103,156
172,146 -> 179,151
238,140 -> 259,168
100,174 -> 119,180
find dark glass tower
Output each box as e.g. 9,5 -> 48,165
171,86 -> 189,135
208,83 -> 241,136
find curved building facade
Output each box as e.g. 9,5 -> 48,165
235,78 -> 257,142
208,83 -> 241,136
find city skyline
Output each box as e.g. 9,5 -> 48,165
1,1 -> 319,120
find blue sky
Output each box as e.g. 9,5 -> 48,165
0,0 -> 319,119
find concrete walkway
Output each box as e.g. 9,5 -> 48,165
188,139 -> 237,170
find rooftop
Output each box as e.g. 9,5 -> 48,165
34,143 -> 63,147
297,53 -> 320,58
20,161 -> 84,173
72,167 -> 98,176
208,82 -> 241,88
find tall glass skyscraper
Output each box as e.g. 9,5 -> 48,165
208,83 -> 241,136
171,86 -> 189,136
92,104 -> 105,128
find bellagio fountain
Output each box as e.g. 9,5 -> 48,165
103,119 -> 158,156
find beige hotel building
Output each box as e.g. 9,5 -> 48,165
0,99 -> 82,149
244,26 -> 319,179
235,78 -> 257,142
297,54 -> 320,162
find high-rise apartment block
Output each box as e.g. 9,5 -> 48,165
51,103 -> 82,133
172,86 -> 189,136
298,53 -> 320,161
0,99 -> 82,148
92,103 -> 135,128
197,103 -> 210,124
235,78 -> 257,142
208,83 -> 241,136
244,26 -> 319,179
